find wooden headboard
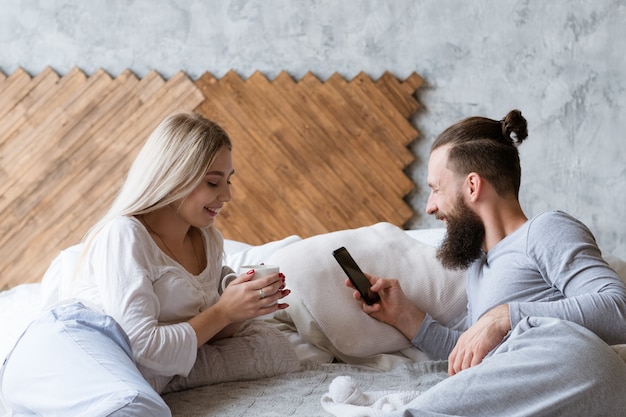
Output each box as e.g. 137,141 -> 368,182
0,68 -> 422,290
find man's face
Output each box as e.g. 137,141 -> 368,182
426,146 -> 457,221
426,146 -> 485,270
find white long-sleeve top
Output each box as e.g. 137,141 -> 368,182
70,216 -> 226,392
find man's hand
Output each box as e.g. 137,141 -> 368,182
346,275 -> 425,340
448,304 -> 511,376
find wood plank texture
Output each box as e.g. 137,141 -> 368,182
194,71 -> 422,246
0,68 -> 204,290
0,69 -> 421,290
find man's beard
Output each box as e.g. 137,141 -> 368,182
436,195 -> 486,270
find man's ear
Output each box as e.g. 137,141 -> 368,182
465,172 -> 482,202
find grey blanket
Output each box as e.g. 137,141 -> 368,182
163,360 -> 448,417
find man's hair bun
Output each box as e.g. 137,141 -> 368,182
501,109 -> 528,145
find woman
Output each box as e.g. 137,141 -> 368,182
1,112 -> 290,416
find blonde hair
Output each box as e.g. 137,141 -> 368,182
84,112 -> 232,245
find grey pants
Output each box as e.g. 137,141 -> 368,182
387,316 -> 626,417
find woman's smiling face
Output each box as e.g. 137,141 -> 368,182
177,146 -> 234,228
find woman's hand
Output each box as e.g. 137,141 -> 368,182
346,274 -> 425,341
189,270 -> 289,346
220,270 -> 291,321
219,270 -> 290,322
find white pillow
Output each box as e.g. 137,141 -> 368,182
223,235 -> 302,271
40,244 -> 84,310
223,239 -> 253,254
268,223 -> 467,358
404,228 -> 446,247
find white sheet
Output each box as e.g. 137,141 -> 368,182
0,284 -> 41,361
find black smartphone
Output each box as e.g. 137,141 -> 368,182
333,246 -> 380,305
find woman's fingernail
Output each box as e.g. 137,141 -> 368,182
279,272 -> 285,279
247,269 -> 254,275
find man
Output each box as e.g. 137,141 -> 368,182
350,110 -> 626,416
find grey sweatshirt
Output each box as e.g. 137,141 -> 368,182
412,210 -> 626,359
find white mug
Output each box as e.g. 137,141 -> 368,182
221,264 -> 280,293
238,264 -> 280,278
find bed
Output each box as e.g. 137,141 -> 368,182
2,224 -> 626,416
2,68 -> 626,416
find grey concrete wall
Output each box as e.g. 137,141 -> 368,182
1,0 -> 624,256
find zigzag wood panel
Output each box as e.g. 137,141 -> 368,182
0,68 -> 204,290
195,70 -> 422,246
0,68 -> 422,290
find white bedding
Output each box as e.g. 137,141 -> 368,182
2,225 -> 625,417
